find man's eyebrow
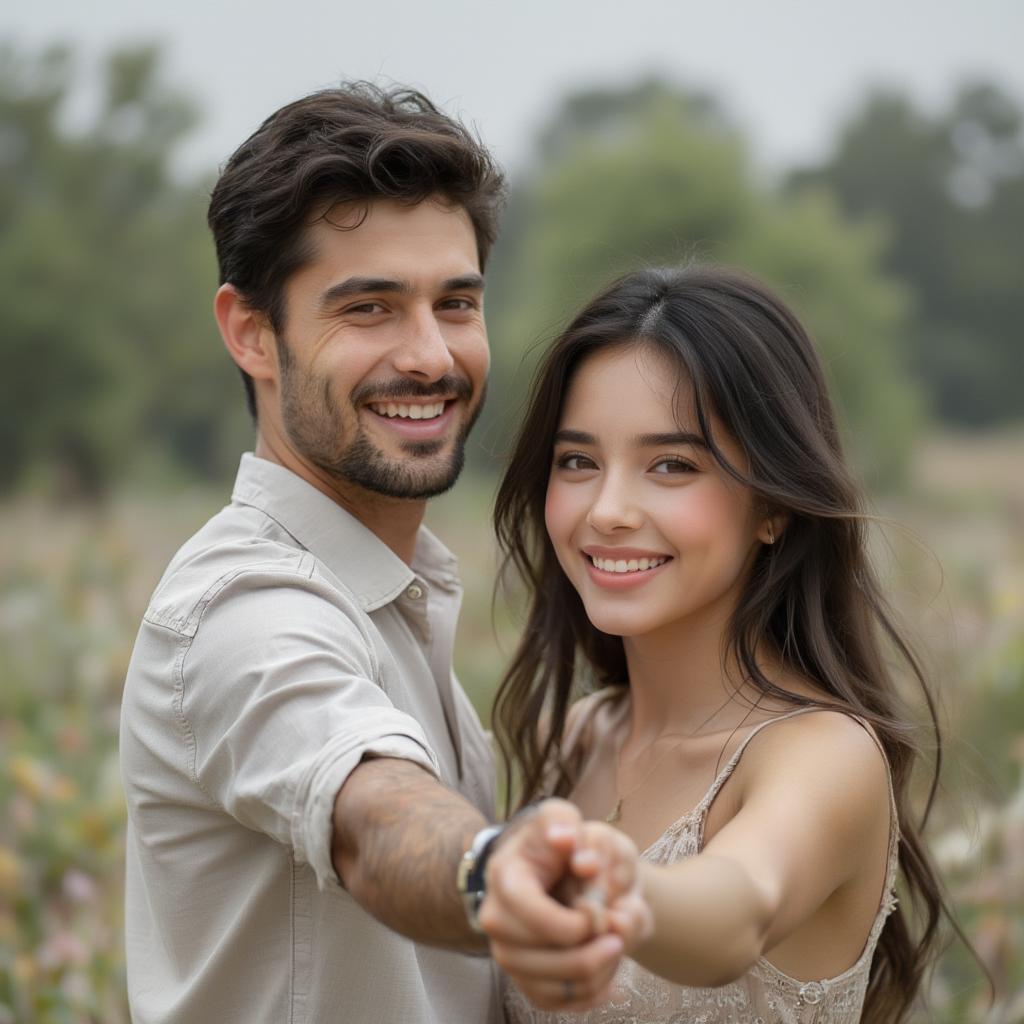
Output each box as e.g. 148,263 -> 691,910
318,277 -> 410,310
441,273 -> 485,293
317,274 -> 485,312
553,429 -> 708,448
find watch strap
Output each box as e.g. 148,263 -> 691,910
456,824 -> 505,932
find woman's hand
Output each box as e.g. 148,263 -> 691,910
565,820 -> 653,945
479,802 -> 651,1012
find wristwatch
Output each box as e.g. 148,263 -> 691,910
456,824 -> 506,932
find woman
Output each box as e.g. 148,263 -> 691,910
484,266 -> 946,1023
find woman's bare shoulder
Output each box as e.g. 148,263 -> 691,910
739,707 -> 892,820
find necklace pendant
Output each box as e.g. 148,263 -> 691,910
606,799 -> 622,824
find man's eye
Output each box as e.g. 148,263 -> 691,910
439,298 -> 477,312
345,302 -> 387,315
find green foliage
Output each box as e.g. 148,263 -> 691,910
0,41 -> 248,498
483,79 -> 920,484
789,82 -> 1024,427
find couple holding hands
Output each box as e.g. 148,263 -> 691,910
120,83 -> 944,1023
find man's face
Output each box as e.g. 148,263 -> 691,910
271,198 -> 489,499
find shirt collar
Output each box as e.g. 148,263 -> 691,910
230,453 -> 458,611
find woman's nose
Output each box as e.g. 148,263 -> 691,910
585,477 -> 644,533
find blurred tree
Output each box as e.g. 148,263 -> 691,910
788,82 -> 1024,427
482,79 -> 919,483
0,41 -> 247,498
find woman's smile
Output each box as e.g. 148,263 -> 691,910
582,545 -> 674,589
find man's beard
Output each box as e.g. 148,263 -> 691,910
277,343 -> 483,500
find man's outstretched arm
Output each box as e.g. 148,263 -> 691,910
332,757 -> 613,947
331,756 -> 493,951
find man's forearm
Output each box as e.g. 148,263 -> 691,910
331,756 -> 489,951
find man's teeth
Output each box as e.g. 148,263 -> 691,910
590,556 -> 668,573
370,401 -> 446,420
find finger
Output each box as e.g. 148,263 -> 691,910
512,975 -> 619,1014
571,825 -> 639,900
533,798 -> 584,843
479,863 -> 593,946
494,800 -> 584,893
575,884 -> 610,934
569,845 -> 603,879
490,932 -> 623,984
606,894 -> 654,949
535,801 -> 585,863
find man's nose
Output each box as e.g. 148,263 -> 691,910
585,475 -> 644,533
391,308 -> 455,381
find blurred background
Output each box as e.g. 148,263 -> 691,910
1,1 -> 1022,1020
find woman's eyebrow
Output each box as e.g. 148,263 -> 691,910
633,431 -> 708,448
553,429 -> 708,448
553,429 -> 595,445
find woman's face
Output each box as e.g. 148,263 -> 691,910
544,343 -> 771,642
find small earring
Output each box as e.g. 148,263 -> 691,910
766,523 -> 776,545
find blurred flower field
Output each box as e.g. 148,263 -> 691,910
1,435 -> 1022,1023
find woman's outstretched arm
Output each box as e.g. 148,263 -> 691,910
631,711 -> 892,987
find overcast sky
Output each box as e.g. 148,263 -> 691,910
5,0 -> 1022,179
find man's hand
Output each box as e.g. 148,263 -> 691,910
479,800 -> 651,1013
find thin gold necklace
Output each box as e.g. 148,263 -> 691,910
606,694 -> 739,824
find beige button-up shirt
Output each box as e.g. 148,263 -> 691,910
120,453 -> 498,1023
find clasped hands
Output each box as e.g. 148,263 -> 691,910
478,799 -> 652,1012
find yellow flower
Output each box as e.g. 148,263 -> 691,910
0,846 -> 21,893
8,755 -> 45,800
12,954 -> 35,983
79,812 -> 109,847
50,775 -> 78,803
993,577 -> 1022,618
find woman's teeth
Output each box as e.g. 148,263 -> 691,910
590,556 -> 668,574
370,401 -> 446,420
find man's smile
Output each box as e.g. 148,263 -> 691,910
364,398 -> 458,440
369,400 -> 448,420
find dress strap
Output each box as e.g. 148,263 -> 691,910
695,706 -> 824,814
696,707 -> 901,898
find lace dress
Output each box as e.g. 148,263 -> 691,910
503,708 -> 900,1024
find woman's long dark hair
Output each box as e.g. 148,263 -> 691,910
493,265 -> 947,1023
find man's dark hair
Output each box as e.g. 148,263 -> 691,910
208,82 -> 506,419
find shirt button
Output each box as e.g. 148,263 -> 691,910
406,583 -> 424,600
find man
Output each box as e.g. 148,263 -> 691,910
120,84 -> 643,1024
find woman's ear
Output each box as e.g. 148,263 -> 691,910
214,284 -> 277,383
758,511 -> 789,546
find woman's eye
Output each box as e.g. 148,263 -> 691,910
555,452 -> 594,471
652,458 -> 696,475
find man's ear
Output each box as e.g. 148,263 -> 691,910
214,284 -> 277,383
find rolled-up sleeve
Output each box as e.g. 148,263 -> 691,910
179,561 -> 439,890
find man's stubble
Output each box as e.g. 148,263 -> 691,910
277,337 -> 485,500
